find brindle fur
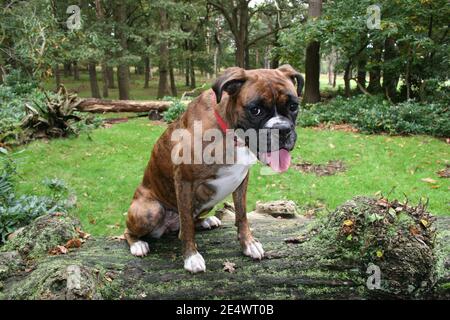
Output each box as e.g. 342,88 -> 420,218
125,65 -> 303,269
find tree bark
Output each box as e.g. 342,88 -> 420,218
157,8 -> 170,99
101,63 -> 109,98
114,2 -> 130,100
107,67 -> 115,89
77,98 -> 171,113
304,0 -> 322,104
53,64 -> 61,90
143,56 -> 150,89
357,58 -> 367,90
382,37 -> 399,101
63,62 -> 72,77
73,61 -> 80,81
1,212 -> 447,300
169,59 -> 177,96
367,42 -> 382,94
344,61 -> 352,97
95,0 -> 108,98
88,62 -> 101,99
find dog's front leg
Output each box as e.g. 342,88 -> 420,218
175,171 -> 206,273
232,173 -> 264,260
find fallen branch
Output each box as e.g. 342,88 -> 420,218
76,98 -> 172,113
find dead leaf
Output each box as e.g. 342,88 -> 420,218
49,245 -> 68,255
343,219 -> 354,227
65,238 -> 82,249
75,227 -> 91,239
420,219 -> 429,228
223,260 -> 236,273
421,178 -> 437,184
111,234 -> 126,241
376,198 -> 389,208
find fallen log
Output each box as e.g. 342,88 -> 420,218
0,198 -> 448,300
76,98 -> 172,113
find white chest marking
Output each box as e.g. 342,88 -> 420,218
199,147 -> 256,212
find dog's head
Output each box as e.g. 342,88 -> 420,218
212,65 -> 304,172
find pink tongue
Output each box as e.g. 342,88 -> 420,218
260,149 -> 291,173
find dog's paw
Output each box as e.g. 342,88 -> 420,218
242,239 -> 264,260
200,216 -> 222,229
184,252 -> 206,273
130,240 -> 149,257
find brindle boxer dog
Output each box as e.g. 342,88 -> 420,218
125,65 -> 304,273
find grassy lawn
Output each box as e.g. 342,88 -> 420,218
11,117 -> 449,236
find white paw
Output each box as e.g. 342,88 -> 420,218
243,239 -> 264,260
130,241 -> 149,257
184,252 -> 206,273
200,216 -> 222,229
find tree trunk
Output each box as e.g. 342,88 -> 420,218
304,41 -> 321,103
1,211 -> 447,300
73,61 -> 80,81
185,55 -> 190,87
53,64 -> 61,90
101,63 -> 109,98
157,8 -> 170,99
189,57 -> 196,89
144,56 -> 150,89
367,42 -> 382,94
77,98 -> 171,113
107,67 -> 115,89
114,2 -> 130,100
344,61 -> 352,97
303,0 -> 322,104
88,62 -> 101,99
169,59 -> 177,97
357,58 -> 367,90
63,62 -> 72,77
95,0 -> 108,98
382,37 -> 399,101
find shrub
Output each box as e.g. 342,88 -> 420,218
298,95 -> 450,137
0,84 -> 101,146
0,151 -> 75,243
162,97 -> 186,123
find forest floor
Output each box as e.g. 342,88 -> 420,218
42,70 -> 352,100
10,116 -> 449,236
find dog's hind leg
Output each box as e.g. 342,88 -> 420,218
125,185 -> 165,257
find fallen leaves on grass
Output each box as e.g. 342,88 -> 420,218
65,238 -> 82,249
421,178 -> 437,184
437,165 -> 450,178
111,234 -> 126,241
312,123 -> 359,133
223,260 -> 236,273
75,227 -> 91,239
293,160 -> 346,176
49,245 -> 68,255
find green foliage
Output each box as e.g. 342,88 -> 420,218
298,95 -> 450,137
0,151 -> 75,243
0,82 -> 102,146
162,97 -> 186,123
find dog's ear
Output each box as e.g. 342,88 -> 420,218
212,67 -> 247,103
277,64 -> 304,97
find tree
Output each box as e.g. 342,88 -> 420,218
304,0 -> 322,103
113,1 -> 131,100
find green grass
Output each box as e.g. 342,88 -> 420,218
11,117 -> 449,236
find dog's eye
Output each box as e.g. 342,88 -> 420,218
249,106 -> 261,116
289,103 -> 299,113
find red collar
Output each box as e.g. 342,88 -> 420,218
211,91 -> 242,147
211,91 -> 229,133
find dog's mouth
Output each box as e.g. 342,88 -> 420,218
258,148 -> 291,173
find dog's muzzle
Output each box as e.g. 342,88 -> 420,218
261,116 -> 297,153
